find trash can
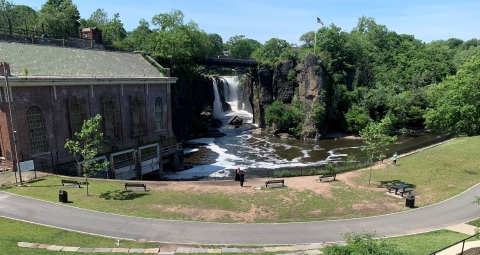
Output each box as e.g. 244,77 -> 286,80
405,194 -> 415,208
59,190 -> 68,203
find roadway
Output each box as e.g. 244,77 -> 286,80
1,184 -> 479,245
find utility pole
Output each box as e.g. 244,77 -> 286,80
2,62 -> 23,185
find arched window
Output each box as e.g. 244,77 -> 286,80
155,97 -> 163,131
27,106 -> 46,154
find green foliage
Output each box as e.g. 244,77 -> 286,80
264,101 -> 305,138
102,13 -> 126,46
148,9 -> 213,71
38,0 -> 80,36
324,232 -> 406,255
299,31 -> 315,48
424,56 -> 480,136
312,102 -> 326,128
359,116 -> 397,185
208,33 -> 223,55
251,38 -> 293,64
345,104 -> 371,133
325,163 -> 335,174
287,69 -> 297,83
64,114 -> 109,196
225,35 -> 261,58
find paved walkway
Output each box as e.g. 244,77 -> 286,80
1,182 -> 480,245
17,242 -> 327,254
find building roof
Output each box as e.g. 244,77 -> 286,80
0,42 -> 165,78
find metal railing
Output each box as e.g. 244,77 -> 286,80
429,233 -> 479,255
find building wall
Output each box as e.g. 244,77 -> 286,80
0,82 -> 174,168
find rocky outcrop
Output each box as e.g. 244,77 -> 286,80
237,55 -> 326,139
297,55 -> 327,139
171,74 -> 215,141
227,116 -> 243,125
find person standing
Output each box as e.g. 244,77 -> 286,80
393,152 -> 398,165
235,167 -> 240,181
239,170 -> 245,187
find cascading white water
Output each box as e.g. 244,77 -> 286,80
220,76 -> 239,103
212,78 -> 223,119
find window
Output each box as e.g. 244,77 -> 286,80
27,106 -> 47,154
102,96 -> 120,141
68,98 -> 87,138
155,97 -> 163,131
130,95 -> 146,137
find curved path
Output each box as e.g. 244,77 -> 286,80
1,184 -> 479,245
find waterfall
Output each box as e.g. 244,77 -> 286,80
212,78 -> 223,119
220,76 -> 241,112
221,76 -> 239,103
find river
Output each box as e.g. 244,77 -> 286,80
164,76 -> 443,180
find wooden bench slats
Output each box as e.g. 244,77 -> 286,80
125,183 -> 147,191
61,179 -> 81,188
265,179 -> 284,188
319,174 -> 336,182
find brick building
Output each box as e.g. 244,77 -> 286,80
0,41 -> 183,180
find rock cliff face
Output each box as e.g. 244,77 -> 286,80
171,74 -> 231,141
238,55 -> 326,139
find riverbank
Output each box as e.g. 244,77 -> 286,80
323,132 -> 362,139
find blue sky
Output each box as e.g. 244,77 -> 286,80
20,0 -> 480,44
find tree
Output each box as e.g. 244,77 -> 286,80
38,0 -> 80,36
265,101 -> 305,137
0,0 -> 14,29
149,9 -> 212,70
225,35 -> 261,58
424,57 -> 480,136
208,33 -> 223,55
102,13 -> 126,46
9,5 -> 38,32
359,116 -> 397,185
64,114 -> 109,196
299,31 -> 315,48
89,8 -> 108,27
251,37 -> 292,64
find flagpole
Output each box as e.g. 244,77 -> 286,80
314,30 -> 317,54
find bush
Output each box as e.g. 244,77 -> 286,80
324,232 -> 406,255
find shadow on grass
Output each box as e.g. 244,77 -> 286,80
99,190 -> 149,200
379,179 -> 416,189
24,178 -> 47,184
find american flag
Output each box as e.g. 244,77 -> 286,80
317,17 -> 324,26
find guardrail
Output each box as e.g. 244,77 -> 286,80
429,233 -> 479,255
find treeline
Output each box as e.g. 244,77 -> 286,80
1,0 -> 479,135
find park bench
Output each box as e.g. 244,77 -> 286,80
61,179 -> 81,188
399,189 -> 413,197
319,174 -> 336,182
265,179 -> 284,188
125,183 -> 147,191
388,184 -> 411,195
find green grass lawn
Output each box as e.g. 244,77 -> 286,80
355,136 -> 480,205
0,217 -> 157,255
1,216 -> 474,255
384,230 -> 473,255
2,136 -> 480,223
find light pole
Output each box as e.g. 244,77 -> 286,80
2,62 -> 23,185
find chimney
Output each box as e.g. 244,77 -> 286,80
0,62 -> 11,76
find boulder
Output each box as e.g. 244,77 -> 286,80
228,116 -> 243,125
277,133 -> 293,139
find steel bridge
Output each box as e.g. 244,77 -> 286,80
195,56 -> 258,73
